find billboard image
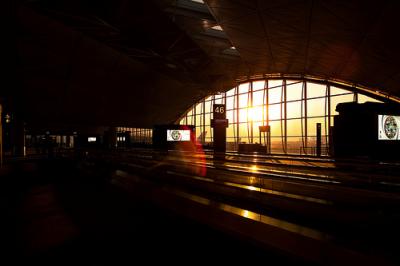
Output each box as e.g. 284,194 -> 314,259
88,137 -> 97,142
378,115 -> 400,140
167,129 -> 191,141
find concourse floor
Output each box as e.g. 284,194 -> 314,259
0,159 -> 305,265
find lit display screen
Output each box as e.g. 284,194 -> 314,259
166,130 -> 191,141
378,115 -> 400,140
88,137 -> 97,142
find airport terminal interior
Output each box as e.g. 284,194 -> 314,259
3,0 -> 400,265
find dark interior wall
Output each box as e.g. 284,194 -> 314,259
9,0 -> 400,133
333,102 -> 400,159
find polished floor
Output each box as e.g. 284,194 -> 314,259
0,159 -> 309,265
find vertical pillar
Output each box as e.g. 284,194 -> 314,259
0,104 -> 2,166
235,86 -> 239,147
66,135 -> 71,148
353,91 -> 358,102
212,104 -> 228,153
265,80 -> 269,153
202,99 -> 205,144
250,81 -> 253,144
125,131 -> 131,147
283,79 -> 287,153
329,126 -> 334,156
11,118 -> 25,157
109,127 -> 117,149
213,122 -> 227,152
304,81 -> 308,153
265,80 -> 269,130
70,135 -> 75,149
316,123 -> 321,157
327,84 -> 331,155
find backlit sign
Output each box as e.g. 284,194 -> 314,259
378,115 -> 400,140
166,129 -> 191,141
213,104 -> 226,119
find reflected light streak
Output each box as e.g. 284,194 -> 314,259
247,186 -> 258,191
173,128 -> 207,177
169,188 -> 331,241
171,189 -> 211,205
249,165 -> 259,173
223,181 -> 330,204
249,176 -> 257,184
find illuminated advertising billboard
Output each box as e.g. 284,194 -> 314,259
88,137 -> 97,142
378,115 -> 400,140
166,129 -> 191,142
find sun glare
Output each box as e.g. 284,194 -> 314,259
248,106 -> 263,122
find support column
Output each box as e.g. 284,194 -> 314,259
283,80 -> 287,153
304,81 -> 308,153
250,82 -> 253,144
109,127 -> 117,149
125,131 -> 131,147
0,104 -> 2,167
66,135 -> 71,148
212,121 -> 228,152
327,84 -> 331,155
316,123 -> 322,157
212,104 -> 228,153
11,117 -> 25,157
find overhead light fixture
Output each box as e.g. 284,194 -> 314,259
211,25 -> 223,31
203,25 -> 228,39
191,0 -> 204,3
222,46 -> 240,56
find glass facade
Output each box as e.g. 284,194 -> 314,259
117,127 -> 152,144
178,79 -> 383,155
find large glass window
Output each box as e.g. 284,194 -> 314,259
268,104 -> 281,121
253,90 -> 264,106
178,79 -> 388,155
239,93 -> 249,108
287,101 -> 302,119
226,96 -> 235,110
286,81 -> 303,101
116,127 -> 153,145
239,83 -> 249,94
253,80 -> 265,91
269,86 -> 282,104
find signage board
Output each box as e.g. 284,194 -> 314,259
166,129 -> 191,141
378,115 -> 400,140
213,104 -> 226,119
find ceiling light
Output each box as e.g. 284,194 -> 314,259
222,46 -> 240,56
211,25 -> 223,31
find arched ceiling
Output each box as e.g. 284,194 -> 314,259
11,0 -> 400,129
204,0 -> 400,97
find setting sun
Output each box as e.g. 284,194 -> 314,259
248,106 -> 264,122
